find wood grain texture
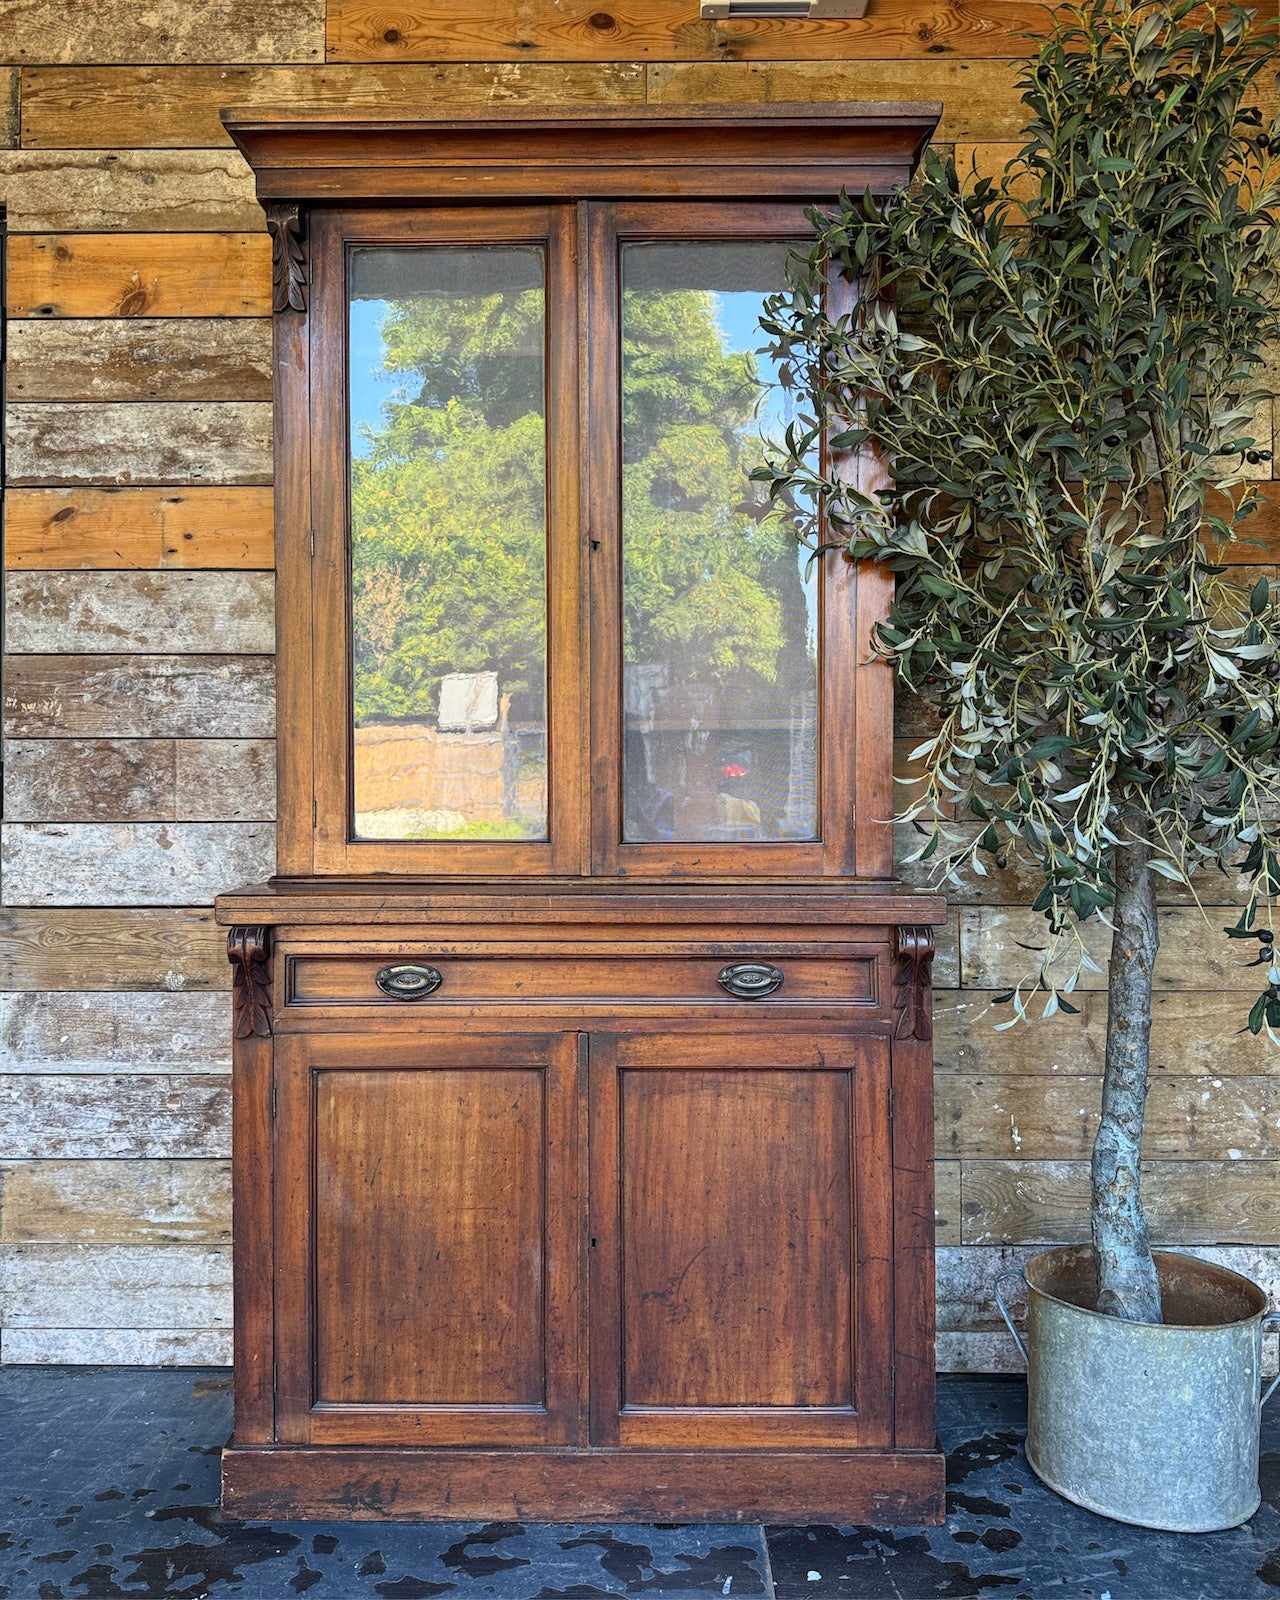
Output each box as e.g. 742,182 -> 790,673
1,1074 -> 230,1159
647,59 -> 1024,139
936,988 -> 1280,1076
3,656 -> 275,738
959,905 -> 1270,992
934,1158 -> 962,1244
4,487 -> 275,569
314,1066 -> 549,1407
326,0 -> 1048,62
959,1159 -> 1280,1246
3,739 -> 276,822
5,573 -> 274,654
619,1069 -> 852,1407
0,909 -> 228,992
937,1075 -> 1280,1161
0,150 -> 261,232
220,1442 -> 945,1523
0,0 -> 323,63
1,822 -> 276,906
21,63 -> 645,147
0,1160 -> 230,1243
0,69 -> 16,148
6,403 -> 273,487
7,319 -> 272,402
0,991 -> 230,1072
1,1326 -> 231,1364
6,233 -> 271,319
0,1243 -> 230,1329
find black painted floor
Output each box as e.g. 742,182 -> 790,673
3,1368 -> 1280,1599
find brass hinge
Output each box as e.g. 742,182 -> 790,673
313,796 -> 318,829
270,1077 -> 278,1121
309,527 -> 316,559
888,1079 -> 894,1121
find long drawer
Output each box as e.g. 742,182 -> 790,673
284,952 -> 879,1008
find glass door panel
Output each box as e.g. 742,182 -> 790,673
619,241 -> 817,846
348,245 -> 549,843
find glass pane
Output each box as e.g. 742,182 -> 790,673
349,245 -> 548,842
620,241 -> 818,844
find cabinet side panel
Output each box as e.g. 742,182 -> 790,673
313,1066 -> 546,1406
892,1031 -> 937,1445
232,1026 -> 275,1441
273,294 -> 313,874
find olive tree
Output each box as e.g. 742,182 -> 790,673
758,0 -> 1280,1322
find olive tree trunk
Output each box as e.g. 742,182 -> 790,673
1091,832 -> 1164,1324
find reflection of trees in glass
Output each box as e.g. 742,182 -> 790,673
349,263 -> 811,727
351,278 -> 547,725
621,286 -> 800,685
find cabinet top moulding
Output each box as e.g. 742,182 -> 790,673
220,101 -> 942,202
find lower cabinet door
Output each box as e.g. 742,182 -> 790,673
588,1030 -> 894,1449
274,1030 -> 581,1445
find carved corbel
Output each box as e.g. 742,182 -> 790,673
229,926 -> 273,1039
892,925 -> 935,1042
266,203 -> 307,314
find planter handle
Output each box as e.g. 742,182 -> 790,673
994,1267 -> 1029,1364
1262,1313 -> 1280,1408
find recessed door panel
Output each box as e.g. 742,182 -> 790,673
589,1031 -> 892,1449
274,1031 -> 580,1446
314,1066 -> 545,1406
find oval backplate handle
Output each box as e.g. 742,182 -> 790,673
717,961 -> 784,1000
375,963 -> 443,1000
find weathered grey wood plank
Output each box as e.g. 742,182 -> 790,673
20,62 -> 645,147
936,1243 -> 1280,1333
1,1074 -> 230,1159
2,822 -> 276,906
648,59 -> 1023,140
4,572 -> 275,654
7,319 -> 272,402
3,738 -> 275,821
1,1160 -> 230,1243
960,1158 -> 1280,1246
3,656 -> 275,738
0,992 -> 229,1072
7,233 -> 271,319
934,1159 -> 961,1246
937,1074 -> 1280,1161
0,1243 -> 230,1328
0,0 -> 322,64
936,1331 -> 1025,1374
0,909 -> 228,992
1,1325 -> 231,1364
937,988 -> 1280,1076
5,402 -> 272,486
4,486 -> 275,569
959,905 -> 1268,992
0,150 -> 260,232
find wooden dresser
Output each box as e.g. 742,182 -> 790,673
216,103 -> 946,1524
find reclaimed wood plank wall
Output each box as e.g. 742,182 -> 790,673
0,0 -> 1277,1368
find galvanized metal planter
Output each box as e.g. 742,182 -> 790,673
996,1244 -> 1280,1532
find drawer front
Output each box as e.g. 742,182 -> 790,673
286,953 -> 878,1008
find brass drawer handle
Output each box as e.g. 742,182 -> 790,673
375,964 -> 443,1000
717,961 -> 784,1000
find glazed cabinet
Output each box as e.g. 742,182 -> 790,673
216,103 -> 946,1523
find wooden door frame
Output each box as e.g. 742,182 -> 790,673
299,204 -> 586,877
586,1028 -> 895,1450
272,1028 -> 584,1446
